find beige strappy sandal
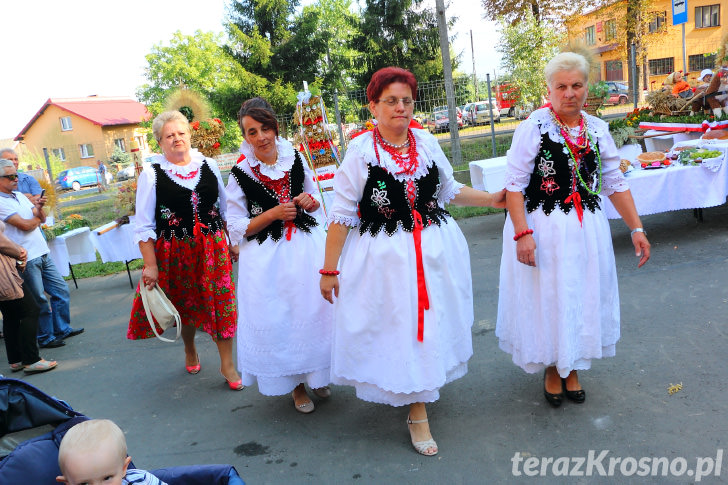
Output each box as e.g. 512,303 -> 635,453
406,415 -> 438,456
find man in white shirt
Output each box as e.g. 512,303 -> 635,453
0,148 -> 42,204
0,159 -> 83,348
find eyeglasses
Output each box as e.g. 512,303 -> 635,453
1,174 -> 18,181
378,96 -> 414,107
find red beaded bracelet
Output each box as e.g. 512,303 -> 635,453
513,229 -> 534,241
319,269 -> 340,276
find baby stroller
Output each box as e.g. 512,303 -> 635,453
0,377 -> 244,484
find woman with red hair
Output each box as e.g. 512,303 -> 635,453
320,67 -> 505,456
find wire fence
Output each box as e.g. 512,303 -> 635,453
277,75 -> 639,172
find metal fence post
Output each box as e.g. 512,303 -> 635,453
332,89 -> 346,156
631,43 -> 638,109
486,74 -> 497,158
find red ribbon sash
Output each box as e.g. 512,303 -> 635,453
412,209 -> 430,342
285,221 -> 295,241
565,191 -> 583,226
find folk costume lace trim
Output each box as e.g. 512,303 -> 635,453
146,151 -> 205,189
230,152 -> 318,244
348,130 -> 434,183
239,138 -> 295,180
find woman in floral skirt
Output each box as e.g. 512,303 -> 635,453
128,110 -> 242,391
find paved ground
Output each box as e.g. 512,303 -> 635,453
2,204 -> 727,484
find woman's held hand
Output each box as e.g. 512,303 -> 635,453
631,232 -> 651,268
490,189 -> 507,209
229,244 -> 240,262
320,275 -> 339,304
293,193 -> 319,212
516,234 -> 537,267
273,202 -> 297,221
142,265 -> 159,290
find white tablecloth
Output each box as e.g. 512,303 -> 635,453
602,140 -> 728,217
47,227 -> 97,277
469,155 -> 507,192
643,130 -> 701,152
89,217 -> 141,263
469,143 -> 728,219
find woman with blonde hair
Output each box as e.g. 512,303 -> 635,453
128,110 -> 242,391
496,52 -> 650,407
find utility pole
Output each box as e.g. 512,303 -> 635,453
470,30 -> 478,101
435,0 -> 461,167
326,44 -> 346,155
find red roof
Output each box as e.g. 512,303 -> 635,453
15,96 -> 150,140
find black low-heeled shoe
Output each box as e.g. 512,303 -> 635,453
543,370 -> 564,407
562,379 -> 586,403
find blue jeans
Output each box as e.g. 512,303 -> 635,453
22,253 -> 72,344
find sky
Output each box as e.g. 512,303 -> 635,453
0,0 -> 501,139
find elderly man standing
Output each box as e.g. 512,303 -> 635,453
0,148 -> 42,204
0,158 -> 83,348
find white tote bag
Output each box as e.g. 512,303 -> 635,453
139,283 -> 181,343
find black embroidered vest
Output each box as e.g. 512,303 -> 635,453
229,151 -> 318,244
358,164 -> 450,237
153,162 -> 224,241
524,130 -> 601,215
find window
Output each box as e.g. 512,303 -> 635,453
604,19 -> 617,41
135,136 -> 146,150
689,53 -> 717,72
60,116 -> 72,131
695,5 -> 720,28
585,26 -> 596,45
648,12 -> 667,33
649,57 -> 674,75
51,148 -> 66,161
79,143 -> 94,159
114,138 -> 126,152
605,60 -> 624,81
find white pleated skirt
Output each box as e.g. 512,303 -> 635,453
496,205 -> 621,378
236,226 -> 333,396
332,217 -> 474,406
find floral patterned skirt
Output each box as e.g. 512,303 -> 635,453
128,230 -> 236,341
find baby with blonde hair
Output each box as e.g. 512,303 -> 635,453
57,419 -> 166,485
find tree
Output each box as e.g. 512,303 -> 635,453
225,0 -> 300,81
137,31 -> 249,108
136,30 -> 293,152
299,0 -> 362,91
227,0 -> 300,48
351,0 -> 454,86
481,0 -> 600,24
109,146 -> 131,166
624,0 -> 659,93
562,0 -> 660,93
497,12 -> 563,110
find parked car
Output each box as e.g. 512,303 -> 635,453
56,166 -> 100,191
605,81 -> 629,105
468,100 -> 501,125
115,163 -> 136,181
426,109 -> 463,133
432,105 -> 464,124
